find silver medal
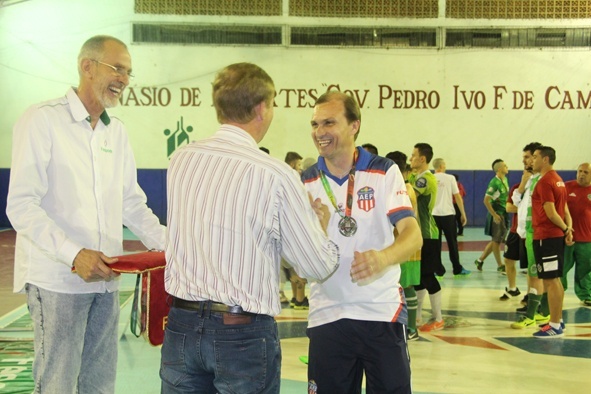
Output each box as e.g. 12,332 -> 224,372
338,216 -> 358,237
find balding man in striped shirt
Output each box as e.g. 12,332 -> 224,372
160,63 -> 340,394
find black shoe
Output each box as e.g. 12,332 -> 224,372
500,287 -> 521,300
516,305 -> 527,313
293,297 -> 309,310
520,295 -> 528,306
407,329 -> 420,341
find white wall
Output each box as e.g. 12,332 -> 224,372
2,0 -> 590,170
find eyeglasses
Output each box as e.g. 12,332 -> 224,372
92,59 -> 134,79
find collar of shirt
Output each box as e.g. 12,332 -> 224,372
415,168 -> 431,178
67,87 -> 111,126
316,146 -> 371,186
217,124 -> 259,148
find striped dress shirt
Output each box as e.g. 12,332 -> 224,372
165,125 -> 339,316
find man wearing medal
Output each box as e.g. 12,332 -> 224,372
302,91 -> 422,393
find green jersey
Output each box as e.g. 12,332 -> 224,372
409,170 -> 439,240
525,174 -> 541,234
485,176 -> 509,215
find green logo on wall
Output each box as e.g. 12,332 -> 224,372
164,117 -> 193,158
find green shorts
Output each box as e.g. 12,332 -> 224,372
400,260 -> 421,288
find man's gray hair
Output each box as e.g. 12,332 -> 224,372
77,35 -> 127,75
432,158 -> 445,170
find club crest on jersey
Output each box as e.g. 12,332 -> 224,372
416,177 -> 427,188
357,186 -> 375,212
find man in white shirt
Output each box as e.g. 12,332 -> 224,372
6,35 -> 166,393
162,63 -> 340,393
432,158 -> 470,277
303,91 -> 422,393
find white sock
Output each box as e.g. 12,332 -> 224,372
416,289 -> 428,323
529,288 -> 538,296
429,291 -> 443,321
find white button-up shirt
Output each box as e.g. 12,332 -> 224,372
165,125 -> 339,316
7,88 -> 166,293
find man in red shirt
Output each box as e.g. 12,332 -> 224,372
562,163 -> 591,306
531,146 -> 573,338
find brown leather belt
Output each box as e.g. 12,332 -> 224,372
171,296 -> 259,325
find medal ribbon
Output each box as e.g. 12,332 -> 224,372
319,149 -> 358,219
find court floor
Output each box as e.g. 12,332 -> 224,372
1,227 -> 590,393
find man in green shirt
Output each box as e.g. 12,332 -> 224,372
409,143 -> 444,332
475,159 -> 510,273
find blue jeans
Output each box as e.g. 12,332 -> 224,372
160,306 -> 281,394
26,284 -> 119,394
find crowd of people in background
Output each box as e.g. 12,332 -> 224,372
356,141 -> 589,341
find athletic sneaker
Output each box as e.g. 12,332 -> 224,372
520,295 -> 529,306
293,297 -> 309,310
584,300 -> 591,307
419,319 -> 444,332
289,297 -> 296,308
515,305 -> 528,313
407,329 -> 420,341
539,322 -> 566,332
511,316 -> 536,329
497,265 -> 506,275
474,259 -> 483,271
454,268 -> 471,278
534,313 -> 550,325
500,287 -> 521,300
533,324 -> 564,339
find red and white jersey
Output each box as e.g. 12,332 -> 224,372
532,170 -> 567,240
566,180 -> 591,242
302,147 -> 414,328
